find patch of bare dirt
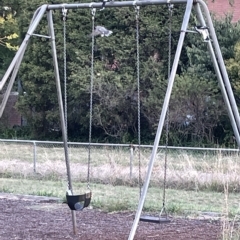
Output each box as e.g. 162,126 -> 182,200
0,194 -> 221,240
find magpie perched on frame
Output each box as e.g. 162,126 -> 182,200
194,25 -> 210,42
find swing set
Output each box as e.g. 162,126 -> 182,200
1,0 -> 240,239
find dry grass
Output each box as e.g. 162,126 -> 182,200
0,142 -> 240,193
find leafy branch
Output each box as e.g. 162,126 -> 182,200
0,14 -> 19,51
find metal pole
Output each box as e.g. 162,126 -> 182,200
193,2 -> 240,148
33,141 -> 37,172
130,145 -> 134,179
46,0 -> 192,10
128,0 -> 193,239
196,0 -> 240,135
46,10 -> 77,235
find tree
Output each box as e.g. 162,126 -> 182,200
67,4 -> 187,142
0,5 -> 18,50
8,0 -> 240,146
0,5 -> 19,77
226,41 -> 240,109
169,16 -> 240,146
16,0 -> 63,139
15,0 -> 186,141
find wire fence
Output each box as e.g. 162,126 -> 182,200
0,139 -> 239,184
1,139 -> 240,218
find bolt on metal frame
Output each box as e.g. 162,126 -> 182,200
0,0 -> 240,238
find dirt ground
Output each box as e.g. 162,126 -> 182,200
0,193 -> 222,240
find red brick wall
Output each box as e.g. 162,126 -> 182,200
206,0 -> 240,22
0,92 -> 22,128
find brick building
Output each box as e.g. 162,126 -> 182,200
0,92 -> 22,128
206,0 -> 240,22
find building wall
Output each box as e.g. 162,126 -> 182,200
0,92 -> 22,128
206,0 -> 240,22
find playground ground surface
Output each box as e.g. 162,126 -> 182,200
0,193 -> 222,240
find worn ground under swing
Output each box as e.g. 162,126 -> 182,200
0,193 -> 222,240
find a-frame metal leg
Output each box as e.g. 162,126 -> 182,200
128,0 -> 194,239
0,5 -> 47,91
0,5 -> 48,117
47,10 -> 77,235
0,44 -> 27,118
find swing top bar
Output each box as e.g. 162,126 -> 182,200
46,0 -> 198,10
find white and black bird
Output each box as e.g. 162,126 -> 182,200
90,26 -> 113,37
194,25 -> 210,42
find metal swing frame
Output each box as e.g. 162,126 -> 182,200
0,0 -> 240,238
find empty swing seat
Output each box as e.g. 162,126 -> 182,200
66,191 -> 92,211
140,215 -> 171,223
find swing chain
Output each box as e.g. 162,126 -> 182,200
62,7 -> 68,134
161,2 -> 173,216
88,8 -> 96,190
61,5 -> 72,194
135,4 -> 142,197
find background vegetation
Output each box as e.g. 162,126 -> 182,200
1,0 -> 240,147
0,141 -> 240,216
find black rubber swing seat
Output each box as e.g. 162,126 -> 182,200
140,215 -> 171,223
66,191 -> 92,211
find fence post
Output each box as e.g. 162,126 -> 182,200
130,145 -> 134,179
33,141 -> 37,172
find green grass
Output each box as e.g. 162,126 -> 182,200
1,177 -> 240,217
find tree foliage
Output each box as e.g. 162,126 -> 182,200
1,0 -> 240,146
0,4 -> 19,76
226,41 -> 240,105
170,15 -> 240,146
